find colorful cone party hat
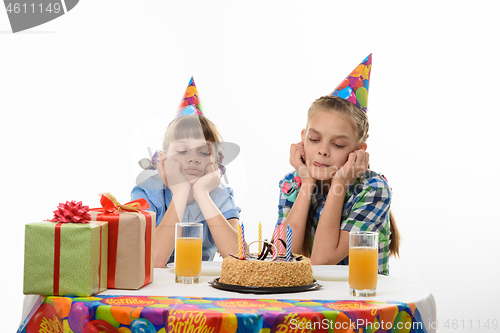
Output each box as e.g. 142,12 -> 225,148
176,77 -> 204,118
330,53 -> 372,112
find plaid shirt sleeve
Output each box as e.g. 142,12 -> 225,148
340,172 -> 392,275
341,175 -> 391,234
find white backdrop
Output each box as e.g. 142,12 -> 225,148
2,1 -> 500,332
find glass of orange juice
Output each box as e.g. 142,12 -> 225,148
349,231 -> 379,296
175,222 -> 203,284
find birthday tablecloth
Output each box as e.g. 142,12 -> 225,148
18,294 -> 426,333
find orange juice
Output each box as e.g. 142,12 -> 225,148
349,247 -> 378,290
175,237 -> 202,277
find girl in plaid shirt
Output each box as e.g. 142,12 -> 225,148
278,95 -> 400,275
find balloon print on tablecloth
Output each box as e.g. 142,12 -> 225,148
130,319 -> 156,333
117,328 -> 132,333
332,312 -> 353,332
46,296 -> 72,319
393,310 -> 414,333
26,303 -> 63,333
148,297 -> 183,306
95,305 -> 120,327
281,306 -> 313,313
319,311 -> 340,330
260,311 -> 282,328
182,299 -> 214,305
82,319 -> 119,333
236,313 -> 263,333
73,297 -> 103,302
292,301 -> 323,308
203,307 -> 227,313
112,306 -> 142,326
219,313 -> 238,333
68,302 -> 90,333
141,307 -> 164,326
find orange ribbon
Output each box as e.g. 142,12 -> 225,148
96,193 -> 150,214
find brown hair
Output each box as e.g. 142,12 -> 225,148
302,95 -> 400,258
162,114 -> 222,161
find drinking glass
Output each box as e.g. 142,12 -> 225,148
175,222 -> 203,284
349,231 -> 379,296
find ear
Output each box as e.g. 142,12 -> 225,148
301,129 -> 306,142
358,142 -> 368,151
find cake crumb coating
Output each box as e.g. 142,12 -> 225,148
219,255 -> 314,287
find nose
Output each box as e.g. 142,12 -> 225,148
318,144 -> 329,157
188,149 -> 201,164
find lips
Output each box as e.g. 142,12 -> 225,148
184,167 -> 201,175
313,162 -> 329,168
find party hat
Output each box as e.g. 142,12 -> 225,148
330,53 -> 372,112
176,77 -> 204,118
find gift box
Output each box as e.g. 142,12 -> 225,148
90,193 -> 155,290
23,220 -> 108,296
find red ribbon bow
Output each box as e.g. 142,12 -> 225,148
48,200 -> 103,295
50,201 -> 91,223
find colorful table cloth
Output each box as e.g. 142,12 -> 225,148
19,295 -> 427,333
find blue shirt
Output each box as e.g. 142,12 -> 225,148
131,175 -> 241,263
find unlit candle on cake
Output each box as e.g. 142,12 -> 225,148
279,222 -> 284,255
273,222 -> 280,254
237,222 -> 245,259
258,221 -> 262,253
286,224 -> 292,261
241,221 -> 246,253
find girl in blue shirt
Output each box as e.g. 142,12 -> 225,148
131,114 -> 241,267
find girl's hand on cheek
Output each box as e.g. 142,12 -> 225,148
289,141 -> 315,184
193,163 -> 221,196
157,154 -> 168,187
162,157 -> 190,195
332,149 -> 369,189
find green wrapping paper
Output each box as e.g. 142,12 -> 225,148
23,221 -> 108,296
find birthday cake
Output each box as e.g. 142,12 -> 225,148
219,241 -> 314,288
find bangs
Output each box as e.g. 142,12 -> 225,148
170,116 -> 205,141
162,114 -> 221,152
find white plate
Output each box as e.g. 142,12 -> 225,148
167,261 -> 222,276
311,265 -> 349,281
